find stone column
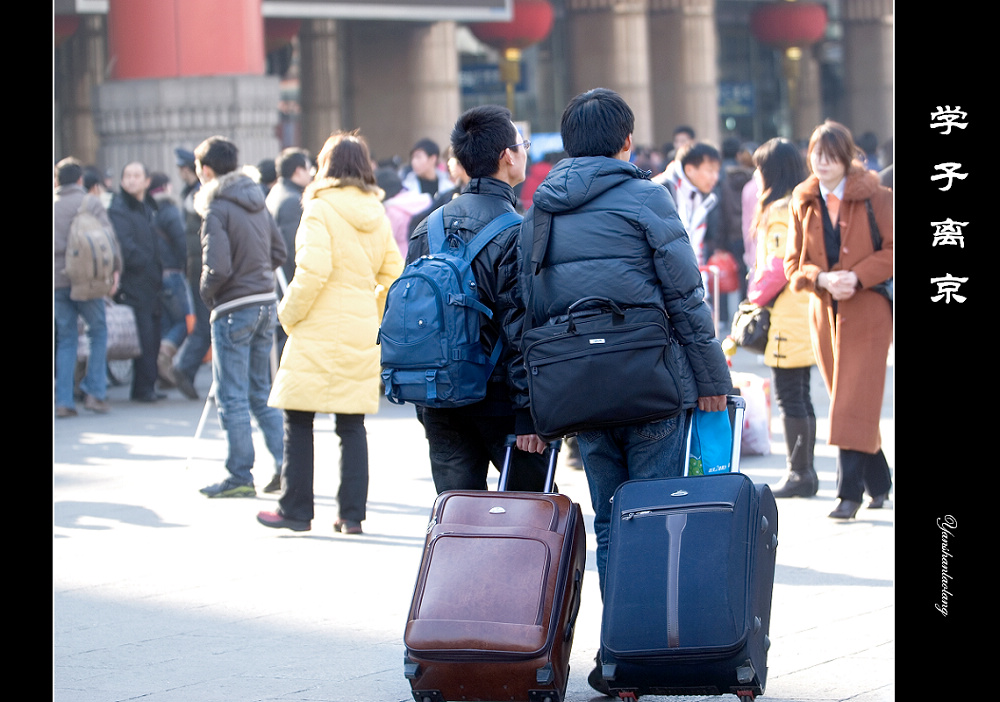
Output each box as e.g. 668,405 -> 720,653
340,21 -> 459,162
299,18 -> 343,156
54,14 -> 107,166
648,0 -> 719,149
841,0 -> 893,141
93,0 -> 279,187
785,46 -> 823,142
407,21 -> 462,153
567,0 -> 654,147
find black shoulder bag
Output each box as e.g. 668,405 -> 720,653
521,210 -> 684,440
864,200 -> 893,310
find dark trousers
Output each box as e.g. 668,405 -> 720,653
278,410 -> 369,523
123,294 -> 161,400
837,448 -> 892,502
771,366 -> 815,419
420,408 -> 549,494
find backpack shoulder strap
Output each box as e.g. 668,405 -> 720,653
865,199 -> 881,250
427,206 -> 447,254
464,210 -> 523,262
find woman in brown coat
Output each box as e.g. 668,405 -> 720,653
785,121 -> 893,519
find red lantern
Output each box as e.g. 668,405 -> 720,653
470,0 -> 554,51
750,1 -> 828,49
54,15 -> 80,49
265,18 -> 302,54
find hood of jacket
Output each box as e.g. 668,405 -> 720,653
531,156 -> 650,214
194,167 -> 266,218
303,176 -> 387,234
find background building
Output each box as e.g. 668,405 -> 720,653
54,0 -> 892,184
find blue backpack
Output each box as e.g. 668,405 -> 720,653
379,207 -> 523,408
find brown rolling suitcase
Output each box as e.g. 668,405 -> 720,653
403,438 -> 586,702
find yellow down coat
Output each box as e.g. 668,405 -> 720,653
269,177 -> 404,415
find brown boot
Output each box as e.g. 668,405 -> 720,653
157,340 -> 178,387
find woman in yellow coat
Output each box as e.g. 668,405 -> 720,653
746,138 -> 817,498
257,131 -> 404,534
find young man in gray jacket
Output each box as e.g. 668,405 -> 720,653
194,136 -> 287,498
516,89 -> 732,693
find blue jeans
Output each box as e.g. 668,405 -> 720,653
160,271 -> 192,348
577,414 -> 686,596
175,285 -> 211,383
54,287 -> 108,408
211,304 -> 284,485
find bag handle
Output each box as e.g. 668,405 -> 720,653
498,435 -> 562,492
567,296 -> 625,316
565,297 -> 626,333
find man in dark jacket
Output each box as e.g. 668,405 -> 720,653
107,161 -> 164,403
406,105 -> 548,494
517,92 -> 732,688
265,147 -> 312,363
170,148 -> 210,400
193,136 -> 287,498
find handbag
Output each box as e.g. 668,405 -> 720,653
686,407 -> 733,475
522,296 -> 683,441
105,298 -> 142,360
76,298 -> 141,362
730,300 -> 770,355
865,200 -> 893,307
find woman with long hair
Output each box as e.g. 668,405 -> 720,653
256,130 -> 404,533
746,138 -> 817,498
785,121 -> 893,519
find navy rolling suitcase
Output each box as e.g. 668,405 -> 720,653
597,396 -> 778,702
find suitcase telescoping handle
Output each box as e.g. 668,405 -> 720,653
683,394 -> 746,475
498,435 -> 562,493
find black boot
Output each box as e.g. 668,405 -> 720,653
771,416 -> 818,498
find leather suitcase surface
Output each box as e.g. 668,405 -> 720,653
598,472 -> 778,701
404,444 -> 586,702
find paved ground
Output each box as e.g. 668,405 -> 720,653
53,348 -> 894,702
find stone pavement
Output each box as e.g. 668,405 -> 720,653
53,348 -> 894,702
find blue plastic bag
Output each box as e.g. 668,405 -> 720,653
688,408 -> 733,476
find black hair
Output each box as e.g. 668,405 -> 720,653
678,142 -> 721,169
753,138 -> 808,210
82,165 -> 104,191
673,125 -> 696,139
194,135 -> 239,176
411,138 -> 440,159
256,158 -> 277,185
450,105 -> 517,179
276,147 -> 311,180
56,157 -> 84,186
560,88 -> 633,158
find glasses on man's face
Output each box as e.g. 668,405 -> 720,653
507,140 -> 531,153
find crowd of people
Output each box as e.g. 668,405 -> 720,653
54,96 -> 892,551
56,91 -> 892,697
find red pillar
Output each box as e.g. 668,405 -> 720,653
106,0 -> 266,80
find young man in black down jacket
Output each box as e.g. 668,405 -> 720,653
515,89 -> 733,693
406,105 -> 549,494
